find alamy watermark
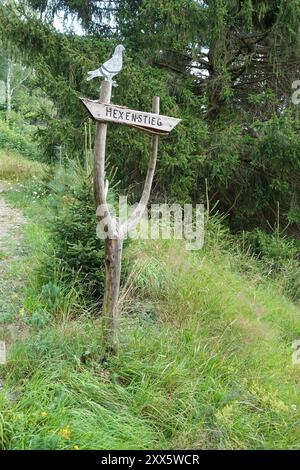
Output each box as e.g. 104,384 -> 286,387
96,196 -> 204,251
292,340 -> 300,365
291,80 -> 300,104
290,84 -> 300,364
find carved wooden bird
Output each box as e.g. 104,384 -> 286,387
86,45 -> 125,85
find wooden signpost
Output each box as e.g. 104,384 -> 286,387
80,98 -> 181,135
81,45 -> 181,355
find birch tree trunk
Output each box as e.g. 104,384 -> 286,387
6,56 -> 13,123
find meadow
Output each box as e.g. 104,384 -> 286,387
0,151 -> 300,450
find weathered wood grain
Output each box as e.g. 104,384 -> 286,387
80,98 -> 181,135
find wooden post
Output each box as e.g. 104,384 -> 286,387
94,80 -> 119,355
94,82 -> 160,355
102,237 -> 123,354
94,80 -> 112,208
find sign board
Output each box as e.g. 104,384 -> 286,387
80,98 -> 181,135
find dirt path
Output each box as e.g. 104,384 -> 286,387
0,181 -> 27,345
0,182 -> 26,252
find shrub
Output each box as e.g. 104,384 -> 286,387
0,117 -> 39,160
39,160 -> 126,310
244,228 -> 300,301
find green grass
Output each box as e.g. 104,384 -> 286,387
0,150 -> 46,181
0,151 -> 300,449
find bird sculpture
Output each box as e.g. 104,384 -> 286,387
86,44 -> 125,86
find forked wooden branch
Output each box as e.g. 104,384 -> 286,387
94,82 -> 160,240
120,96 -> 160,238
94,80 -> 160,355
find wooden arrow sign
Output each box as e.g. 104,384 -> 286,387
80,98 -> 181,135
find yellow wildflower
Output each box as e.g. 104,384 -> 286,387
215,404 -> 235,423
250,381 -> 289,413
271,398 -> 289,413
58,426 -> 71,439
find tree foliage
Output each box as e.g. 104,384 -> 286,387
1,0 -> 300,232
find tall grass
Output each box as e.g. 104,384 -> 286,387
1,152 -> 300,449
0,235 -> 300,449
